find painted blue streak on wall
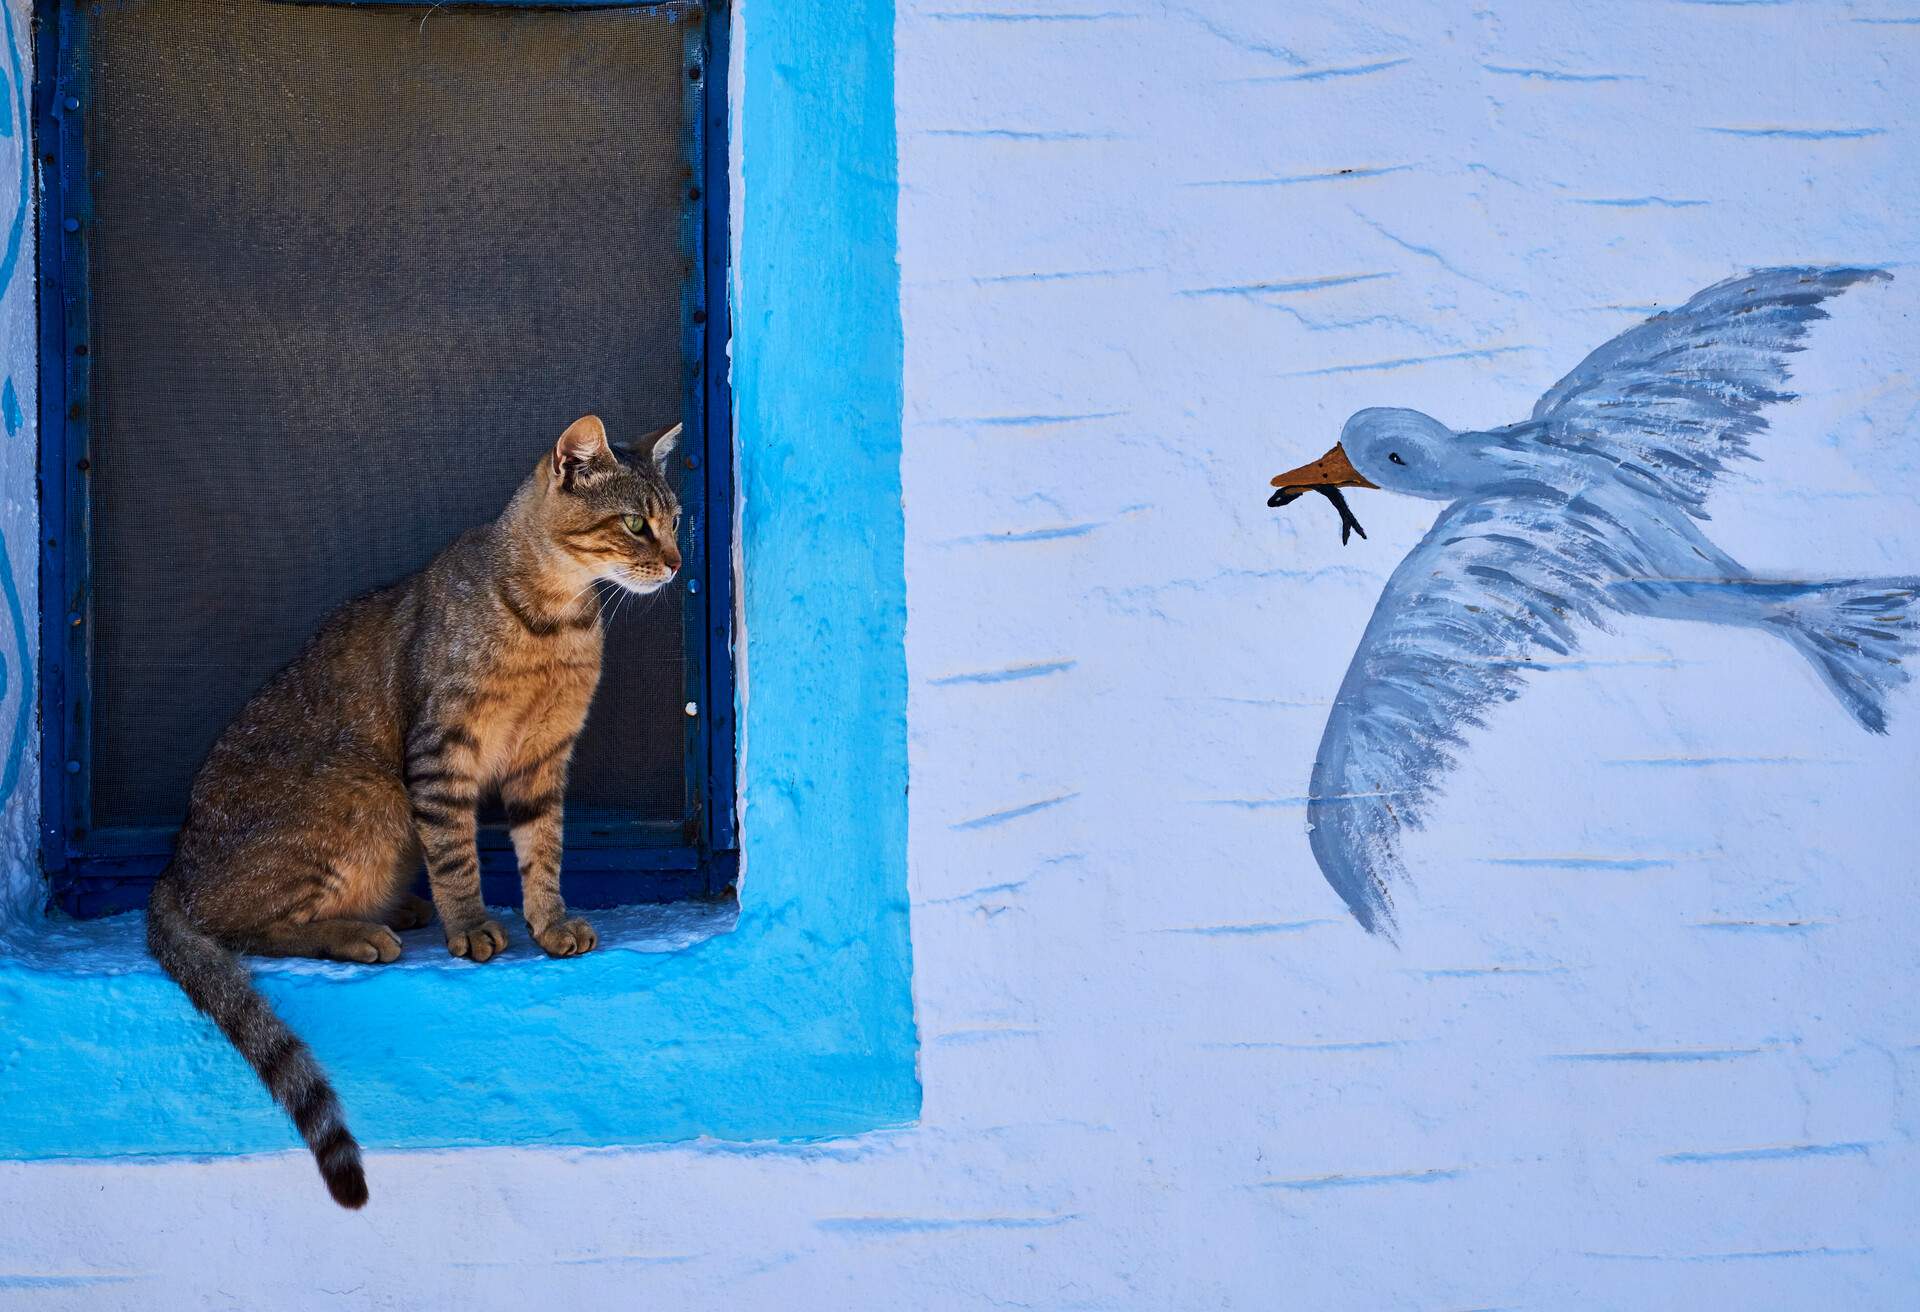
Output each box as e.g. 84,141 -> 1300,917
0,0 -> 918,1157
0,3 -> 25,291
0,0 -> 30,803
0,526 -> 24,804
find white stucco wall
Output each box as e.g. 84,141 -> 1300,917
5,2 -> 1920,1308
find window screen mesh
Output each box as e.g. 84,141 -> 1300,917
85,0 -> 698,832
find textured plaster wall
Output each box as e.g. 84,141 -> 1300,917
0,0 -> 36,924
4,2 -> 1920,1309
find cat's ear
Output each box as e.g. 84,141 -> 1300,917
645,422 -> 683,475
553,414 -> 611,487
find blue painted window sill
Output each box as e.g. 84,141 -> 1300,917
0,0 -> 916,1163
0,896 -> 920,1158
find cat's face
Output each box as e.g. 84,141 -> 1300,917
545,415 -> 683,595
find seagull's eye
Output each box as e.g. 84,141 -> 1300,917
1388,452 -> 1407,466
623,514 -> 651,538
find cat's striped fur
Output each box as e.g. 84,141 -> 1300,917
146,415 -> 682,1207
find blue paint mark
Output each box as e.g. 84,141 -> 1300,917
817,1214 -> 1080,1235
946,520 -> 1103,545
1583,1248 -> 1873,1263
1485,656 -> 1690,671
1572,196 -> 1711,208
916,854 -> 1083,905
929,660 -> 1076,685
1236,57 -> 1412,84
1482,856 -> 1675,871
451,1255 -> 698,1270
1549,1047 -> 1769,1063
1188,165 -> 1413,188
1414,966 -> 1569,979
922,128 -> 1120,142
1353,209 -> 1521,295
1195,795 -> 1310,809
1482,64 -> 1637,82
925,10 -> 1132,21
1600,755 -> 1833,768
951,793 -> 1078,830
0,3 -> 24,294
0,1275 -> 138,1290
1170,4 -> 1307,65
1689,919 -> 1828,934
922,877 -> 1031,905
1707,126 -> 1886,140
931,1026 -> 1041,1046
1662,1141 -> 1871,1164
1157,919 -> 1340,936
1202,1039 -> 1413,1052
1181,271 -> 1395,296
1278,345 -> 1532,378
0,3 -> 31,805
973,266 -> 1152,284
0,528 -> 27,803
1255,1168 -> 1463,1191
923,410 -> 1124,429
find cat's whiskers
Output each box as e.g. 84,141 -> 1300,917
556,575 -> 604,619
560,575 -> 601,608
610,581 -> 638,629
596,586 -> 624,628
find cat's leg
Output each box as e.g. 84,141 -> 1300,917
404,721 -> 507,962
501,735 -> 596,958
246,919 -> 404,965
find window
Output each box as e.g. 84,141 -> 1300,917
35,0 -> 736,915
4,0 -> 918,1158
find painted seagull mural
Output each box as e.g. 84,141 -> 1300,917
1268,267 -> 1917,937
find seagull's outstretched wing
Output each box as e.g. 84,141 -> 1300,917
1530,266 -> 1888,517
1310,482 -> 1636,935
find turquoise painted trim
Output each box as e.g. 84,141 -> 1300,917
0,0 -> 918,1157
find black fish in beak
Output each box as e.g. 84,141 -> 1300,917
1267,443 -> 1376,546
1268,485 -> 1368,544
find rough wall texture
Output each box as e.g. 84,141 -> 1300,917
4,2 -> 1920,1308
0,0 -> 37,923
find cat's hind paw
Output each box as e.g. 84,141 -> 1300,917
383,893 -> 435,931
331,923 -> 404,965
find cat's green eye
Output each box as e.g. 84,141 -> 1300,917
623,514 -> 650,539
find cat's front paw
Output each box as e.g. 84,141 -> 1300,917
446,918 -> 509,963
532,917 -> 599,958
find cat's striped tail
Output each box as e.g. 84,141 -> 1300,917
146,876 -> 368,1208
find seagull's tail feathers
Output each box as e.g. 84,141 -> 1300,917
1768,577 -> 1920,734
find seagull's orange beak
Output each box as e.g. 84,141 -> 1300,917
1269,443 -> 1379,496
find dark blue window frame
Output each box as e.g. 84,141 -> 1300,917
32,0 -> 738,917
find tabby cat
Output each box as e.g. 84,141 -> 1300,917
145,415 -> 683,1208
